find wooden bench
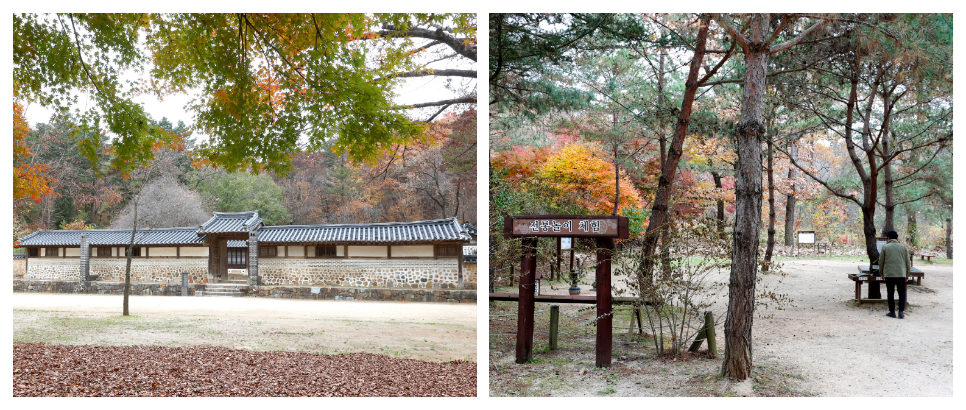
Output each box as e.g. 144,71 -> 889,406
816,240 -> 831,254
915,252 -> 941,262
850,266 -> 924,302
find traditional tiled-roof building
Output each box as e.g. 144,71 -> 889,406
17,211 -> 475,290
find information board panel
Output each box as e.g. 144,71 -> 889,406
798,231 -> 815,244
505,215 -> 629,239
561,237 -> 572,250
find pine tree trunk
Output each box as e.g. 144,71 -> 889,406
639,16 -> 709,282
783,142 -> 798,246
764,134 -> 776,271
906,210 -> 918,249
946,216 -> 952,259
721,15 -> 768,381
711,166 -> 725,239
883,132 -> 896,234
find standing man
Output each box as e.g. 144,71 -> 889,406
880,230 -> 911,319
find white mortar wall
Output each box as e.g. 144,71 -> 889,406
348,246 -> 388,258
65,248 -> 80,257
288,246 -> 305,257
112,247 -> 118,257
150,247 -> 178,257
337,246 -> 344,257
277,246 -> 284,256
180,247 -> 209,257
307,246 -> 315,257
392,245 -> 434,257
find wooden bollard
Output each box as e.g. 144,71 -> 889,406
510,265 -> 515,286
549,305 -> 559,350
704,311 -> 717,358
687,311 -> 717,356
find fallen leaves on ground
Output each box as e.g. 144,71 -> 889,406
13,343 -> 476,397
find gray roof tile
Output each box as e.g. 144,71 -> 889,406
257,217 -> 470,244
16,227 -> 205,247
198,211 -> 262,235
17,213 -> 470,248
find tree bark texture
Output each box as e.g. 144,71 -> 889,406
764,134 -> 776,270
883,130 -> 896,235
711,165 -> 725,238
906,210 -> 917,248
639,16 -> 709,282
946,216 -> 952,259
783,142 -> 798,246
721,13 -> 769,381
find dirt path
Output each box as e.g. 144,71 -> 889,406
13,294 -> 476,362
751,258 -> 953,396
490,257 -> 953,396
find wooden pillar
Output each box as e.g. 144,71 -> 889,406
596,237 -> 614,368
516,237 -> 537,364
555,237 -> 562,281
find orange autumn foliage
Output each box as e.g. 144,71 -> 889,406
537,143 -> 642,214
13,101 -> 53,203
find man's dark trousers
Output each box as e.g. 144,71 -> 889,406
885,277 -> 907,313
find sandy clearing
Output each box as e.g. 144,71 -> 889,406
751,258 -> 953,396
490,257 -> 953,396
13,293 -> 477,362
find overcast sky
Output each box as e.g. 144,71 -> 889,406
21,21 -> 476,142
23,70 -> 470,142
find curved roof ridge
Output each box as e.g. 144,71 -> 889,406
22,226 -> 200,234
261,216 -> 458,230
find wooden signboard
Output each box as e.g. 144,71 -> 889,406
876,237 -> 889,254
505,215 -> 629,239
506,215 -> 625,368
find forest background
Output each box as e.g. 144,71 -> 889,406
490,13 -> 952,260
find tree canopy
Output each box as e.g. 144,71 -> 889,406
14,13 -> 476,176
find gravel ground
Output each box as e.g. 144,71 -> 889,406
489,257 -> 953,396
13,293 -> 476,362
753,257 -> 953,396
14,344 -> 476,397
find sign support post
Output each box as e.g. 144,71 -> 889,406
516,237 -> 537,364
505,215 -> 627,368
595,237 -> 613,368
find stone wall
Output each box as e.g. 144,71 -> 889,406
14,279 -> 205,296
246,286 -> 476,303
89,259 -> 208,283
26,258 -> 208,283
463,262 -> 477,287
25,259 -> 82,281
13,258 -> 27,279
13,280 -> 475,303
258,258 -> 461,289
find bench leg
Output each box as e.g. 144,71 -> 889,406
917,277 -> 922,286
855,281 -> 861,301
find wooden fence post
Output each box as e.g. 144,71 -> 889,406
549,305 -> 559,351
704,311 -> 717,358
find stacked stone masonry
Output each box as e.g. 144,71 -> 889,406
25,258 -> 209,284
13,259 -> 27,279
12,280 -> 475,303
258,258 -> 462,289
